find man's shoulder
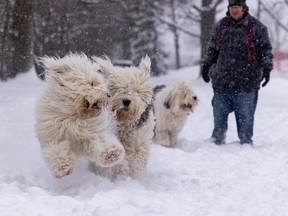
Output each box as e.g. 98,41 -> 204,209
216,17 -> 228,24
249,15 -> 267,28
215,16 -> 228,28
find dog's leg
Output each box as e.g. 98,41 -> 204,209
126,151 -> 149,180
42,140 -> 75,178
92,134 -> 125,168
89,162 -> 113,179
116,158 -> 130,176
156,129 -> 172,147
89,157 -> 129,180
168,130 -> 178,148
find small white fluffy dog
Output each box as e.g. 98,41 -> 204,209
153,80 -> 198,148
35,53 -> 125,178
91,55 -> 155,179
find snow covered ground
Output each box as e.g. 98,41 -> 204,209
0,64 -> 288,216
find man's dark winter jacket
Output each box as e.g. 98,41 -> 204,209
202,10 -> 273,92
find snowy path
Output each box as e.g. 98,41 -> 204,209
0,67 -> 288,216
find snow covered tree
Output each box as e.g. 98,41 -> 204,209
33,0 -> 123,79
124,0 -> 168,76
160,0 -> 190,69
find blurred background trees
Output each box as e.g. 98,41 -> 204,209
1,0 -> 288,81
1,0 -> 33,80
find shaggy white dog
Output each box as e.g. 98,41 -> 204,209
91,55 -> 155,179
153,80 -> 198,148
35,53 -> 125,178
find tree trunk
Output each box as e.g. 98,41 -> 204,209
199,0 -> 224,76
170,0 -> 181,69
200,0 -> 216,62
0,0 -> 13,81
11,0 -> 33,75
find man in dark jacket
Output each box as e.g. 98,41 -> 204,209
201,0 -> 273,145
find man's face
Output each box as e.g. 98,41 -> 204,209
229,5 -> 245,20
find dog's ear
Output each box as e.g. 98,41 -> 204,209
38,56 -> 70,75
92,55 -> 113,79
139,55 -> 151,77
164,92 -> 171,109
164,87 -> 179,111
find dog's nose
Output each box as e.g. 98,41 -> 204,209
123,99 -> 131,107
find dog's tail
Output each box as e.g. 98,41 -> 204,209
152,85 -> 166,102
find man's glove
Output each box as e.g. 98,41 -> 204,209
201,65 -> 210,83
261,69 -> 270,87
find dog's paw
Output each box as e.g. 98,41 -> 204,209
42,141 -> 75,178
98,145 -> 125,167
118,163 -> 130,176
53,161 -> 74,178
160,143 -> 173,148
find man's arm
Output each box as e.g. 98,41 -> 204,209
256,23 -> 273,87
201,23 -> 220,82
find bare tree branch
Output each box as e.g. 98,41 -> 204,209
193,0 -> 224,12
155,14 -> 200,38
261,1 -> 288,32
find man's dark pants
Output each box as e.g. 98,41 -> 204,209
211,90 -> 258,144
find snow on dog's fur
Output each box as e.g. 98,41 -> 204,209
91,55 -> 155,179
153,80 -> 198,148
35,53 -> 125,178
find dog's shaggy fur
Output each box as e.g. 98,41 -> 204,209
91,55 -> 155,179
153,80 -> 198,148
35,53 -> 125,178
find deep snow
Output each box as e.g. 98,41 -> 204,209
0,63 -> 288,216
